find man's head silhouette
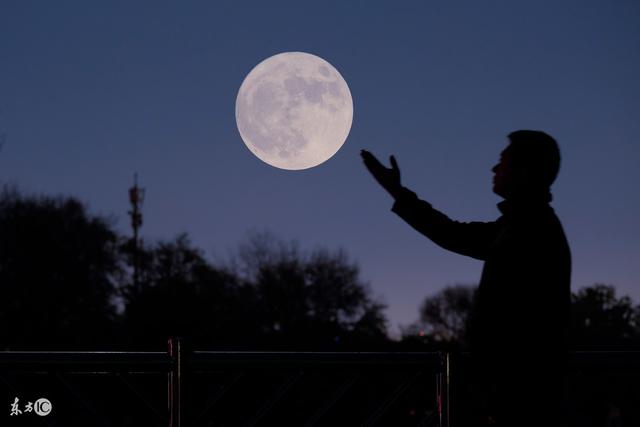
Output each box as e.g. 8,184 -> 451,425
492,130 -> 560,199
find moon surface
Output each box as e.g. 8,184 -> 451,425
236,52 -> 353,170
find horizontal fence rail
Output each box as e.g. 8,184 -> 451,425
0,351 -> 171,372
190,351 -> 444,367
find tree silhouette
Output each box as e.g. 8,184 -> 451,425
120,231 -> 388,349
0,186 -> 389,350
228,232 -> 388,348
121,234 -> 261,349
401,284 -> 476,347
570,284 -> 640,349
0,188 -> 121,349
4,185 -> 636,354
405,283 -> 640,350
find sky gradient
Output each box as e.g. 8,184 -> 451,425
1,1 -> 639,335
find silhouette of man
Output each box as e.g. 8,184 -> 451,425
361,130 -> 571,426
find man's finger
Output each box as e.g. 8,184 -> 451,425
362,152 -> 384,168
361,150 -> 378,162
360,150 -> 373,163
390,155 -> 399,171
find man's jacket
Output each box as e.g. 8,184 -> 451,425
391,187 -> 571,361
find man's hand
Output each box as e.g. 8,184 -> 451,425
360,150 -> 402,198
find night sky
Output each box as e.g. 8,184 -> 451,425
1,1 -> 638,335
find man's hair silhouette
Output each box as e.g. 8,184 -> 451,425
507,129 -> 560,188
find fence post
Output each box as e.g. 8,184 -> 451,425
168,337 -> 182,427
437,351 -> 450,427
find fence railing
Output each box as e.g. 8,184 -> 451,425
1,339 -> 639,427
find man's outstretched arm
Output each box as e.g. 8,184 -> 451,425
361,150 -> 500,260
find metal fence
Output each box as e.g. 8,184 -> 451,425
1,340 -> 639,426
0,338 -> 446,426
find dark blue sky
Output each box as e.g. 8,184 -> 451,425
1,1 -> 639,335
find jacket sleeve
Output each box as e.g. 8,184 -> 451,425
391,187 -> 501,261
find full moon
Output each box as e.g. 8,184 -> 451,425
235,52 -> 353,170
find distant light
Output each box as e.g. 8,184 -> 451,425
418,330 -> 425,337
